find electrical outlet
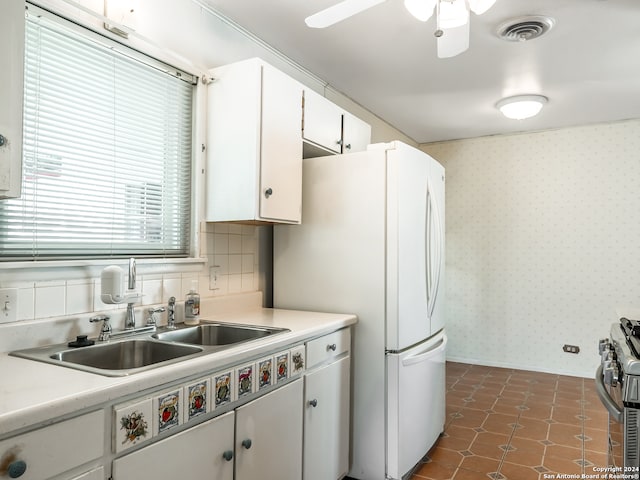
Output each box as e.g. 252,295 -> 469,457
209,265 -> 221,291
0,288 -> 18,324
563,344 -> 580,354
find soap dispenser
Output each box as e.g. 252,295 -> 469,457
184,281 -> 200,325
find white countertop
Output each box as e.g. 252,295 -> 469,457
0,308 -> 357,437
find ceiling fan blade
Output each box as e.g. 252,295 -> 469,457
305,0 -> 387,28
437,20 -> 470,58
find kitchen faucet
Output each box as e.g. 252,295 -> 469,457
125,258 -> 137,330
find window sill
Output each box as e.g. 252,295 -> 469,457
0,257 -> 207,285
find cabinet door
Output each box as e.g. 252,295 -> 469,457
0,0 -> 24,198
0,411 -> 104,480
236,378 -> 303,480
112,411 -> 234,480
342,111 -> 372,153
206,59 -> 262,223
304,356 -> 351,480
302,88 -> 343,154
259,64 -> 303,223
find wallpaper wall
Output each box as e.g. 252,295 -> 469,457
422,119 -> 640,377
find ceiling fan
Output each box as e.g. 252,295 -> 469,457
305,0 -> 497,58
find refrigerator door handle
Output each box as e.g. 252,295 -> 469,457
428,190 -> 443,319
426,181 -> 442,319
401,335 -> 448,367
425,185 -> 433,310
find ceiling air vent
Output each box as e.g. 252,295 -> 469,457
497,16 -> 555,42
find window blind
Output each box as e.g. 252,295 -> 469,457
0,8 -> 194,260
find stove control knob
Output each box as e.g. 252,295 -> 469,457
599,338 -> 610,355
602,348 -> 615,364
604,362 -> 619,387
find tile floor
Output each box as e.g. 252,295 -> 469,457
410,362 -> 609,480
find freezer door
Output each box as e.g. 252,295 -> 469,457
386,332 -> 447,480
387,143 -> 443,350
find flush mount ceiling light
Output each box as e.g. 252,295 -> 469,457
305,0 -> 497,58
496,95 -> 548,120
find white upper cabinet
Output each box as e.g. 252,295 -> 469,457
343,111 -> 372,154
302,88 -> 344,155
302,88 -> 371,158
206,58 -> 303,224
0,1 -> 24,199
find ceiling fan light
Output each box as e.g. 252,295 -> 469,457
468,0 -> 496,15
496,95 -> 548,120
437,20 -> 469,58
404,0 -> 436,21
438,0 -> 469,29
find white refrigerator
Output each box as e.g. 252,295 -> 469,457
274,141 -> 446,480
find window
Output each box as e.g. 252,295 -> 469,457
0,5 -> 195,261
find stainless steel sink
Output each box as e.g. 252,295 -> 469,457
11,338 -> 203,377
10,322 -> 290,377
152,323 -> 290,346
50,339 -> 202,371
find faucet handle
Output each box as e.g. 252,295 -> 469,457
146,307 -> 166,326
167,297 -> 177,329
90,315 -> 112,341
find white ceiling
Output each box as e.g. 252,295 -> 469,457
201,0 -> 640,143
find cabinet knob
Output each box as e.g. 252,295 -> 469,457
241,439 -> 252,449
336,139 -> 343,146
327,343 -> 337,352
222,450 -> 234,461
309,399 -> 318,408
7,460 -> 27,478
264,187 -> 273,198
345,143 -> 352,150
0,134 -> 5,147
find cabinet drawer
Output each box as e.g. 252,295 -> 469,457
0,410 -> 104,480
306,328 -> 350,369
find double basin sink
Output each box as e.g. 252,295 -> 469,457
11,322 -> 290,377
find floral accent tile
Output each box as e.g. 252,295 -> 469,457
275,351 -> 289,383
236,362 -> 255,398
154,389 -> 182,434
290,345 -> 306,376
114,398 -> 153,453
257,356 -> 274,391
185,378 -> 210,421
212,370 -> 234,408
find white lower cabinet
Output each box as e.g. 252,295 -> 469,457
112,378 -> 303,480
112,411 -> 235,480
2,328 -> 351,480
303,356 -> 350,480
236,378 -> 303,480
0,410 -> 104,480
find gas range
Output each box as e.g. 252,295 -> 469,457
598,318 -> 640,474
610,318 -> 640,377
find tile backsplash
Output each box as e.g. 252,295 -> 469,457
1,223 -> 260,325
